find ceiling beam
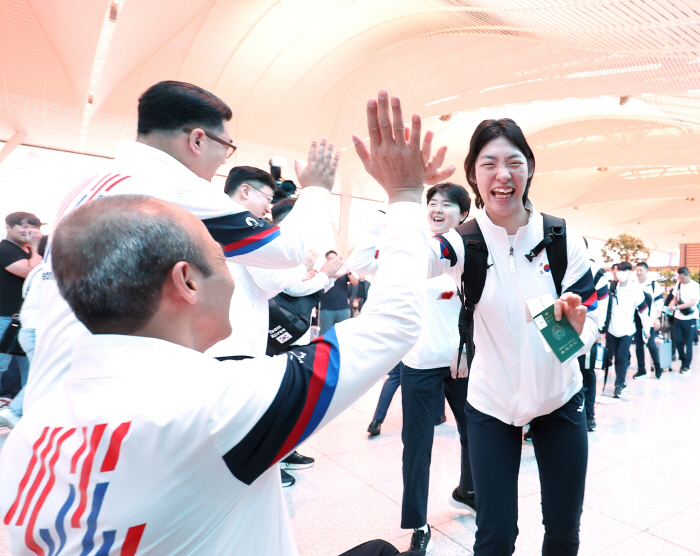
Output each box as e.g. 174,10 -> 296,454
0,131 -> 28,166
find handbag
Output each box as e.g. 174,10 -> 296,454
0,314 -> 25,356
266,291 -> 323,356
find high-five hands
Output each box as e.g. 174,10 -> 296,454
294,140 -> 339,191
352,90 -> 455,203
553,292 -> 587,336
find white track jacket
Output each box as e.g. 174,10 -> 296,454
429,202 -> 598,426
0,202 -> 427,556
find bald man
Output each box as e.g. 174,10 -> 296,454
0,91 -> 439,556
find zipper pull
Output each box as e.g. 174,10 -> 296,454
509,247 -> 515,272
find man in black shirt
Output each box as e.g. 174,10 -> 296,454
319,250 -> 358,334
0,212 -> 43,395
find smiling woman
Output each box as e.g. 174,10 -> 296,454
425,118 -> 599,556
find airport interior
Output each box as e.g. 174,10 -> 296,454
0,1 -> 699,555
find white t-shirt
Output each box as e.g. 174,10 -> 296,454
608,280 -> 648,338
673,280 -> 700,320
19,263 -> 44,330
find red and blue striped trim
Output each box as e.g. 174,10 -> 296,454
272,327 -> 340,461
223,226 -> 281,257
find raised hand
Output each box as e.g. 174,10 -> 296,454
294,139 -> 340,191
302,248 -> 319,271
351,90 -> 425,204
320,254 -> 343,278
421,130 -> 457,185
553,292 -> 587,336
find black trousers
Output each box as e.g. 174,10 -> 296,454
372,363 -> 445,422
400,362 -> 473,529
577,356 -> 595,419
675,318 -> 697,368
606,333 -> 633,388
634,326 -> 660,373
467,390 -> 588,556
338,540 -> 420,556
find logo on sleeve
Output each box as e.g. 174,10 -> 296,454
245,217 -> 265,229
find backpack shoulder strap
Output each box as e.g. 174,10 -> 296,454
454,219 -> 489,307
593,266 -> 606,287
530,213 -> 567,297
603,280 -> 617,332
452,219 -> 489,369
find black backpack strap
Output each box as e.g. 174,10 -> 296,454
528,213 -> 567,297
453,219 -> 489,370
593,266 -> 606,288
602,280 -> 617,333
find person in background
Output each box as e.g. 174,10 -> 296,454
207,165 -> 331,487
0,212 -> 43,401
668,267 -> 699,374
633,262 -> 663,379
604,262 -> 651,398
576,239 -> 609,432
347,183 -> 474,553
319,251 -> 359,334
0,235 -> 49,429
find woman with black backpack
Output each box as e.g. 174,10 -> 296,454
426,119 -> 599,556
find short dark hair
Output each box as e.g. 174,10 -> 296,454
612,263 -> 619,270
5,212 -> 42,227
426,182 -> 471,221
325,250 -> 337,258
635,262 -> 649,270
678,266 -> 690,276
37,235 -> 48,258
52,195 -> 212,335
463,119 -> 535,210
271,198 -> 296,225
137,81 -> 232,136
618,262 -> 633,272
224,166 -> 276,196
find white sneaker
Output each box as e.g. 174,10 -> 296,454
0,408 -> 20,429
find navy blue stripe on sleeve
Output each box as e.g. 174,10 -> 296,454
202,212 -> 281,258
433,235 -> 458,267
564,269 -> 598,312
222,329 -> 340,485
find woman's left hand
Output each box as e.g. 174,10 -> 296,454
554,292 -> 587,336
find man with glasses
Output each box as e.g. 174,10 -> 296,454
25,80 -> 338,412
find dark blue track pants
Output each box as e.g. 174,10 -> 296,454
674,318 -> 696,368
400,362 -> 472,529
373,363 -> 445,423
466,390 -> 588,556
606,333 -> 633,388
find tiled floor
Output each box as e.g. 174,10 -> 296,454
0,346 -> 698,555
284,345 -> 700,556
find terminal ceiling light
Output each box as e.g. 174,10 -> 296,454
77,0 -> 123,153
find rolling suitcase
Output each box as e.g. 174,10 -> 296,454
657,314 -> 673,371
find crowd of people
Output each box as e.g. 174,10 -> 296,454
0,80 -> 697,556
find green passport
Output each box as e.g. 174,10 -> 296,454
532,305 -> 583,363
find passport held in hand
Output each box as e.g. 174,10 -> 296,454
526,294 -> 583,363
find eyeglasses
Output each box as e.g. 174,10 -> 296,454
183,127 -> 237,158
248,184 -> 274,203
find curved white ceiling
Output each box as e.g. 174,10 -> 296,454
1,0 -> 699,251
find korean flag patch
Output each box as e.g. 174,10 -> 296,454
537,261 -> 552,276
